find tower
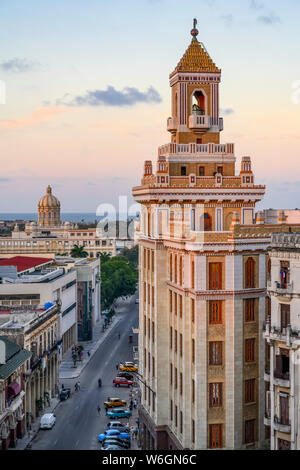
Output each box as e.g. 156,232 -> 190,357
133,21 -> 267,450
38,185 -> 61,228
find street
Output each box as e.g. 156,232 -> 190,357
30,296 -> 139,450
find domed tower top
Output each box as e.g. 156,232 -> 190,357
38,185 -> 61,227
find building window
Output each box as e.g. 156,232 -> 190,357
169,290 -> 172,313
245,420 -> 255,444
152,321 -> 155,343
209,424 -> 223,449
278,438 -> 291,451
175,406 -> 178,427
192,339 -> 195,364
180,411 -> 183,434
181,166 -> 187,176
180,373 -> 183,395
191,259 -> 195,289
192,379 -> 195,404
209,342 -> 223,366
170,363 -> 173,386
174,254 -> 178,284
152,286 -> 154,308
245,339 -> 255,363
209,263 -> 222,290
280,261 -> 290,288
200,213 -> 212,232
245,299 -> 255,322
192,420 -> 195,443
245,257 -> 255,289
199,166 -> 205,176
152,357 -> 155,378
209,301 -> 222,324
245,379 -> 255,404
209,383 -> 223,407
179,256 -> 183,285
170,400 -> 173,421
170,327 -> 173,350
151,250 -> 154,272
275,349 -> 290,380
191,299 -> 195,323
217,166 -> 223,175
174,293 -> 177,316
280,304 -> 290,331
179,295 -> 183,318
179,334 -> 183,357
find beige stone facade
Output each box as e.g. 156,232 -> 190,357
133,24 -> 273,450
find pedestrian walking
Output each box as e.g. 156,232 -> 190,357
129,403 -> 133,411
75,383 -> 78,392
87,351 -> 90,357
134,428 -> 138,439
97,405 -> 101,415
130,399 -> 133,407
133,399 -> 137,409
116,363 -> 119,371
105,406 -> 108,413
61,384 -> 65,390
77,381 -> 80,390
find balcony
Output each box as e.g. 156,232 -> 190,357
274,370 -> 290,388
264,412 -> 271,426
167,117 -> 177,132
158,142 -> 235,160
274,416 -> 291,434
273,281 -> 293,298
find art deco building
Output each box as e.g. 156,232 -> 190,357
132,22 -> 271,449
264,232 -> 300,450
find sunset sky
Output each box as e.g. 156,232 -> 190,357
0,0 -> 299,213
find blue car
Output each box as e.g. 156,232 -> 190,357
106,408 -> 132,419
97,429 -> 131,442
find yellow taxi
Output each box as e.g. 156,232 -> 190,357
119,362 -> 138,372
103,397 -> 127,408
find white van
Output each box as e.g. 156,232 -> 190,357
40,413 -> 56,429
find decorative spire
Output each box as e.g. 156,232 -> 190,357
46,185 -> 52,195
191,18 -> 199,42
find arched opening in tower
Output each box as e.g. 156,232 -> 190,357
192,91 -> 205,115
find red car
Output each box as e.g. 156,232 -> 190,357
113,376 -> 133,388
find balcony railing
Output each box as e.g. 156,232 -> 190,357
274,416 -> 291,433
158,142 -> 235,159
188,115 -> 223,131
274,281 -> 293,296
167,117 -> 177,131
274,370 -> 290,381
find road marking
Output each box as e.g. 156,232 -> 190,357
54,439 -> 58,446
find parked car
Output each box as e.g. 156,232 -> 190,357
106,408 -> 132,420
107,421 -> 130,433
104,397 -> 127,408
100,445 -> 124,451
102,438 -> 130,449
117,372 -> 134,381
40,413 -> 56,430
97,429 -> 130,443
59,388 -> 71,401
119,362 -> 138,372
113,377 -> 133,388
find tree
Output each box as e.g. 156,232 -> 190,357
101,256 -> 138,309
120,245 -> 139,268
99,252 -> 111,264
71,244 -> 88,258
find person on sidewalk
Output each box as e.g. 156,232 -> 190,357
116,363 -> 119,371
97,406 -> 101,415
133,399 -> 137,409
87,351 -> 91,357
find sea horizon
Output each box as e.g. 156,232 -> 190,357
0,213 -> 135,223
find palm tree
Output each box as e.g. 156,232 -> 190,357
99,252 -> 111,264
71,244 -> 88,258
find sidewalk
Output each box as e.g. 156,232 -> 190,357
59,313 -> 122,381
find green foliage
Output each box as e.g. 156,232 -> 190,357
120,245 -> 139,268
70,244 -> 88,258
99,252 -> 112,264
101,255 -> 138,309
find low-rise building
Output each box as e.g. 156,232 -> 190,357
0,336 -> 31,449
264,232 -> 300,450
0,256 -> 77,356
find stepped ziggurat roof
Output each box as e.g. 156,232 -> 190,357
170,20 -> 221,77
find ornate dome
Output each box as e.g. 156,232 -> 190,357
38,185 -> 60,209
38,185 -> 61,227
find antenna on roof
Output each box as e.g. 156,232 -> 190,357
191,18 -> 199,42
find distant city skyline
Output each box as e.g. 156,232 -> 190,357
0,0 -> 299,211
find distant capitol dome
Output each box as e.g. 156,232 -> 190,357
38,185 -> 61,227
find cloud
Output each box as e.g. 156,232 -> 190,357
55,86 -> 162,107
220,15 -> 234,27
220,108 -> 235,115
0,58 -> 40,73
250,0 -> 264,9
0,107 -> 69,129
257,13 -> 280,24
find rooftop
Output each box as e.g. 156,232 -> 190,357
0,256 -> 53,274
0,335 -> 31,379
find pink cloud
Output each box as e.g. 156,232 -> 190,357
0,106 -> 69,129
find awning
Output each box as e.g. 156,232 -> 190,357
8,382 -> 21,397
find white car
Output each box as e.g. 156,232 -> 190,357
40,413 -> 56,429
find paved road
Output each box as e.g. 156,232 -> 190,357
31,297 -> 139,450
